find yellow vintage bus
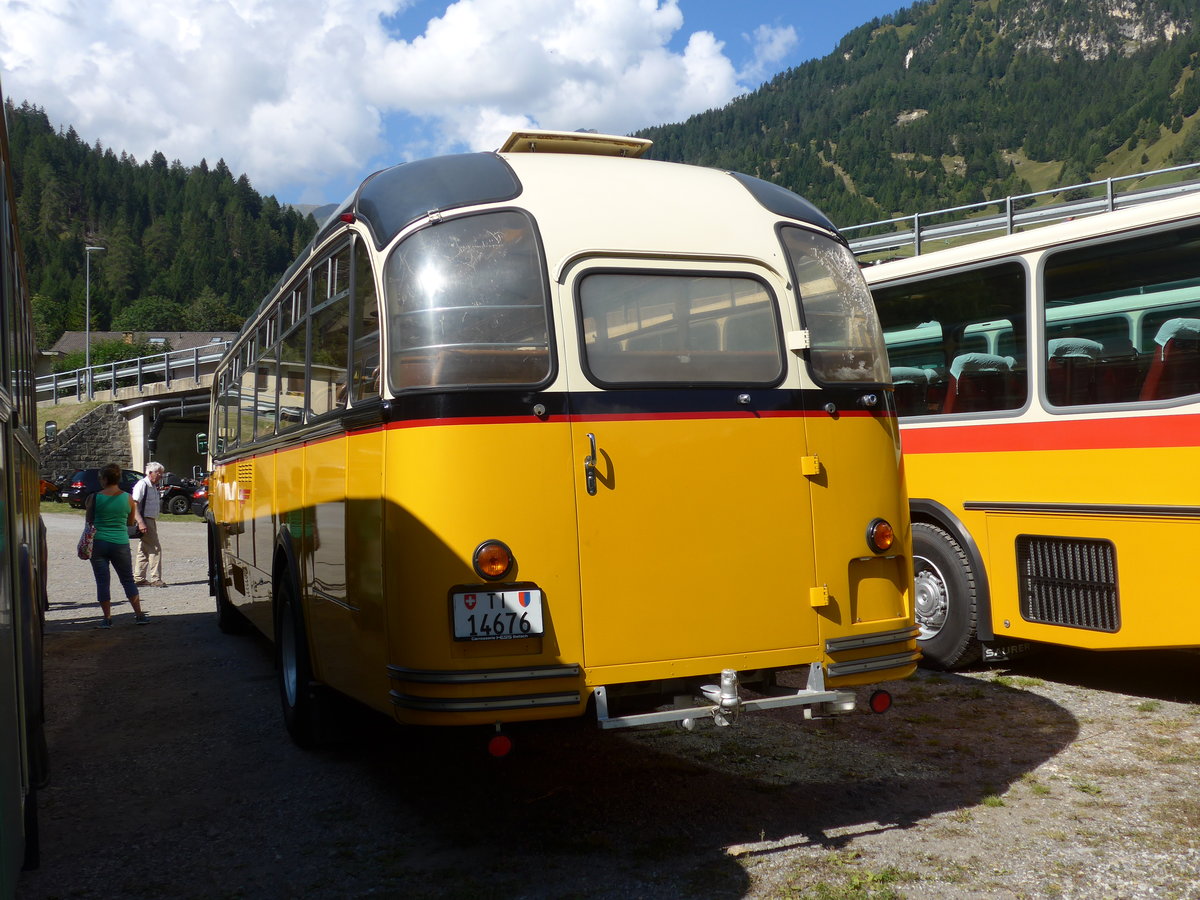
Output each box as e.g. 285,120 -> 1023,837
204,130 -> 918,748
862,189 -> 1200,668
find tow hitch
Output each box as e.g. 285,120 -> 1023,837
593,664 -> 859,731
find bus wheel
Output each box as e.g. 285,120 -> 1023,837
912,523 -> 981,670
276,579 -> 326,748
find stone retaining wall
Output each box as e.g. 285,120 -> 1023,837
40,403 -> 131,479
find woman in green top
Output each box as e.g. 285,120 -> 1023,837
86,463 -> 149,628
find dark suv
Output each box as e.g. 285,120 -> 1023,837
59,468 -> 143,509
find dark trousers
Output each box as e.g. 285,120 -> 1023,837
90,539 -> 139,605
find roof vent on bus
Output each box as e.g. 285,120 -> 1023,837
498,129 -> 652,158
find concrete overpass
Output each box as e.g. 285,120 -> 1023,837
36,343 -> 229,479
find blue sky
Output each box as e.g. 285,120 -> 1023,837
0,0 -> 909,206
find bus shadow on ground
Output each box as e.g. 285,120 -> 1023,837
27,609 -> 1079,900
337,665 -> 1076,897
994,645 -> 1200,705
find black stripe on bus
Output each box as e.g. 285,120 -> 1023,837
377,385 -> 890,422
214,385 -> 893,463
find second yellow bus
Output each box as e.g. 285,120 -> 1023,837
864,190 -> 1200,668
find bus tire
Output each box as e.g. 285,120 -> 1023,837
912,522 -> 982,670
276,578 -> 326,748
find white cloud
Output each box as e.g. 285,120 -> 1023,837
0,0 -> 788,201
740,23 -> 798,82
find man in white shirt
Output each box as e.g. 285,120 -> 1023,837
133,461 -> 166,587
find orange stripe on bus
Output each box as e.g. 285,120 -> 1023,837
901,413 -> 1200,454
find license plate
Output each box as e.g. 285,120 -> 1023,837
452,589 -> 543,641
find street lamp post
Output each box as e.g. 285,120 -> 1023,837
84,245 -> 104,398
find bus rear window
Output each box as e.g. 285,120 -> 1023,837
384,210 -> 551,390
780,227 -> 889,384
578,272 -> 783,385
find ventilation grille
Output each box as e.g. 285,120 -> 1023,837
1017,535 -> 1120,632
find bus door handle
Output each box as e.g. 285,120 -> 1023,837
584,433 -> 598,495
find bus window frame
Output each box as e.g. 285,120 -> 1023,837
349,236 -> 381,404
777,223 -> 892,389
307,239 -> 354,424
1039,222 -> 1200,410
254,311 -> 280,442
572,264 -> 787,390
381,207 -> 556,395
875,256 -> 1032,419
277,275 -> 311,436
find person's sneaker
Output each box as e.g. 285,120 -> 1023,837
134,613 -> 150,624
134,579 -> 150,586
148,580 -> 168,588
96,618 -> 112,629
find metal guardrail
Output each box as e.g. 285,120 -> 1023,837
843,161 -> 1200,259
37,342 -> 233,404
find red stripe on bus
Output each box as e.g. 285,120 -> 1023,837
901,413 -> 1200,454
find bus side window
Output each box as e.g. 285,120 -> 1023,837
874,262 -> 1026,416
310,247 -> 351,416
239,343 -> 256,444
253,313 -> 279,440
278,278 -> 309,432
1044,224 -> 1200,405
351,237 -> 380,402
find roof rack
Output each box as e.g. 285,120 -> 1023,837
843,160 -> 1200,261
498,129 -> 652,158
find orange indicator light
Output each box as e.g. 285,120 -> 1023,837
473,540 -> 514,580
866,518 -> 895,553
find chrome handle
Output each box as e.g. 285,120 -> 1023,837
584,433 -> 597,496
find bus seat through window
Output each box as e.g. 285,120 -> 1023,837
944,352 -> 1013,414
1093,335 -> 1142,404
1139,317 -> 1200,401
1046,337 -> 1102,407
890,366 -> 930,416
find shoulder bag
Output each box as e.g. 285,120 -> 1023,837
78,495 -> 96,560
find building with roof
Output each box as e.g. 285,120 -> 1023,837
40,331 -> 237,376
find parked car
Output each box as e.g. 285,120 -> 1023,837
159,472 -> 201,516
190,476 -> 208,519
39,476 -> 62,502
60,468 -> 143,509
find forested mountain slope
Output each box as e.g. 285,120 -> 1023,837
638,0 -> 1200,228
6,100 -> 316,349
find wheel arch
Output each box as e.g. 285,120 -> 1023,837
909,498 -> 995,642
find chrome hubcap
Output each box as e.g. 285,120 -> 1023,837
913,554 -> 949,640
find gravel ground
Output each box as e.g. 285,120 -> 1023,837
17,511 -> 1200,899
